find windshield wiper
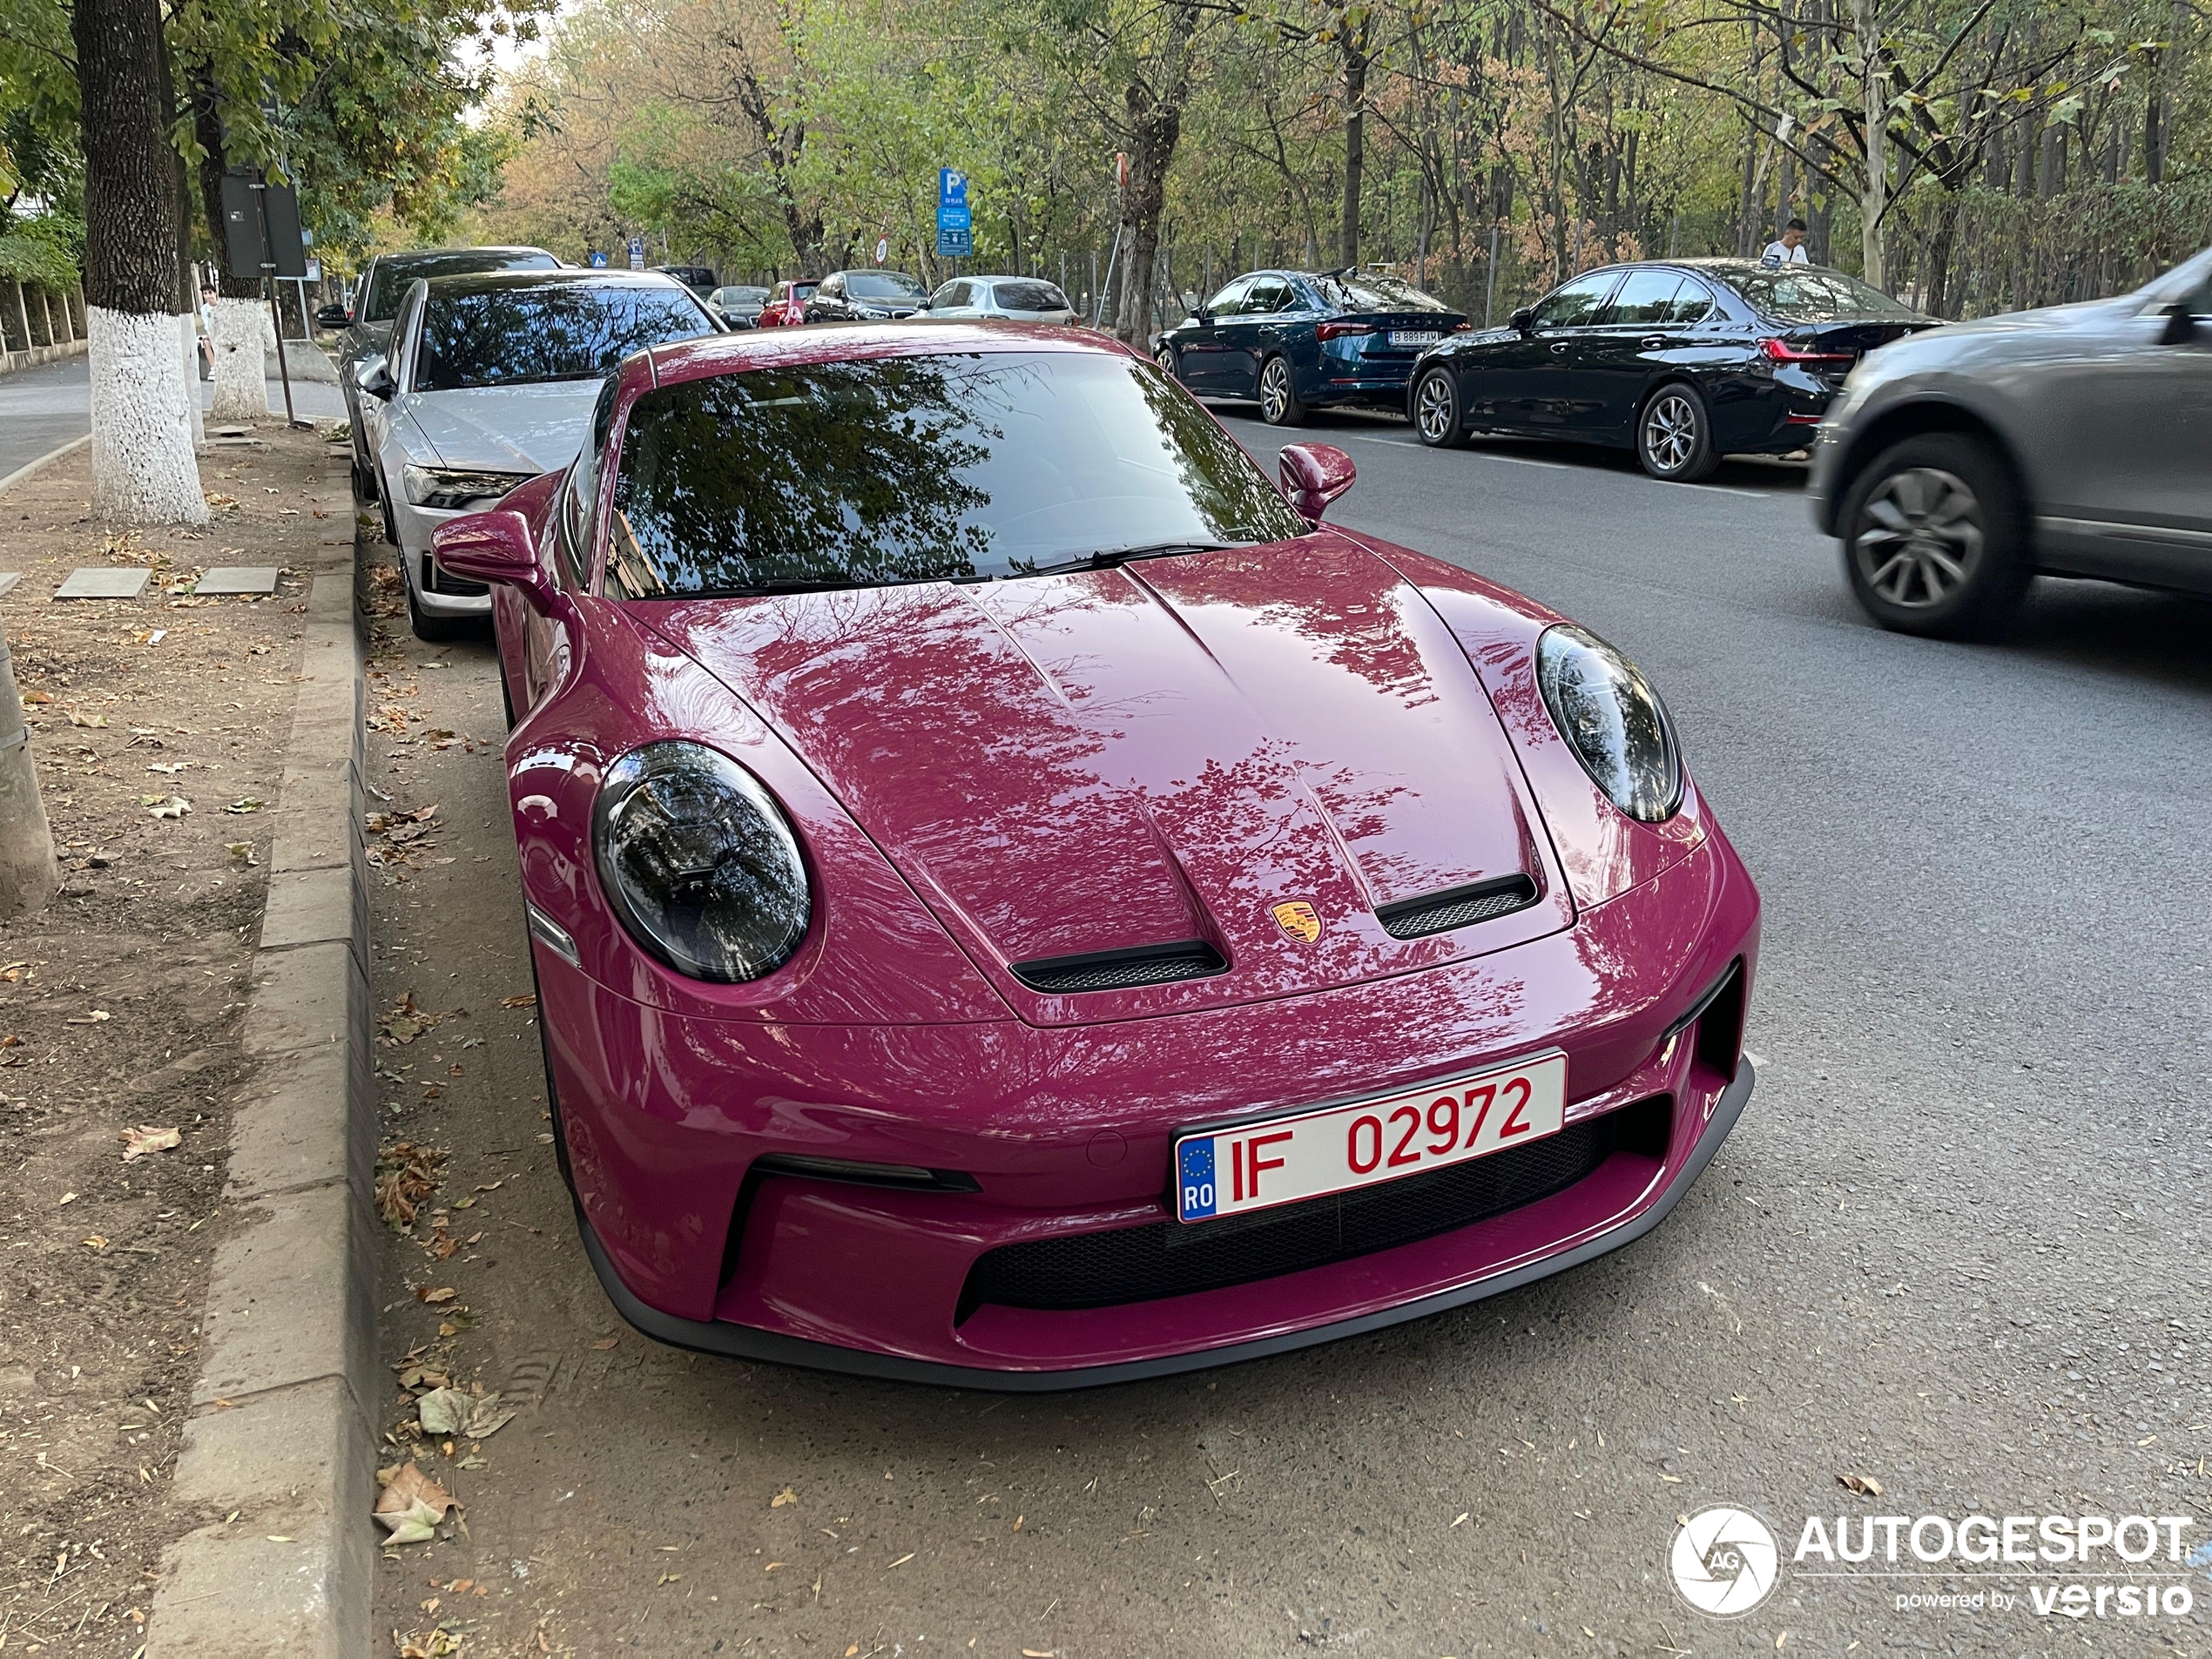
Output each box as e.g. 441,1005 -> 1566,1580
1014,541 -> 1234,577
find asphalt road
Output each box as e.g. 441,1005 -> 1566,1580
0,353 -> 344,479
361,404 -> 2212,1658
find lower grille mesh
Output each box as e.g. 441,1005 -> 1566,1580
960,1096 -> 1667,1318
1377,874 -> 1540,940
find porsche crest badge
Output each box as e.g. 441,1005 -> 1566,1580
1271,900 -> 1322,943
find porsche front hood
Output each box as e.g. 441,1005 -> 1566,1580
642,533 -> 1571,1021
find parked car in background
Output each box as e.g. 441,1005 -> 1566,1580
753,280 -> 819,328
1409,260 -> 1934,480
428,319 -> 1758,1385
652,264 -> 719,298
354,269 -> 718,640
1810,244 -> 2212,637
339,246 -> 560,497
1155,268 -> 1467,426
804,269 -> 930,321
709,285 -> 771,326
925,275 -> 1076,324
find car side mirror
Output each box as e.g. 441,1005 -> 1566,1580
432,509 -> 556,616
1508,307 -> 1534,333
359,358 -> 395,400
2158,300 -> 2197,345
1279,442 -> 1356,521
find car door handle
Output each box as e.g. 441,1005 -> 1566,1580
1549,341 -> 1571,354
1641,336 -> 1666,350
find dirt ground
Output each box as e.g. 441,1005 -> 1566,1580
0,427 -> 347,1656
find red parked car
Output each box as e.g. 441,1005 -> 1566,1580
432,322 -> 1760,1388
752,280 -> 819,327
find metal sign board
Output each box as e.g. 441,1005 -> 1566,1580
627,236 -> 645,270
589,250 -> 609,267
936,226 -> 972,259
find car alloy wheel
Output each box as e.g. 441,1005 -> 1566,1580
1414,368 -> 1463,447
1156,345 -> 1179,381
1259,356 -> 1303,426
1641,390 -> 1702,475
1851,467 -> 1984,609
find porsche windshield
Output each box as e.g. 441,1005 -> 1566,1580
604,352 -> 1309,597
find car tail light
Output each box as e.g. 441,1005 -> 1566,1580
1316,321 -> 1375,341
1453,321 -> 1474,331
1760,336 -> 1853,363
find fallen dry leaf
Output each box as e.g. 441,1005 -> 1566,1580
590,1336 -> 618,1351
499,994 -> 537,1010
66,1009 -> 113,1025
1837,1473 -> 1885,1498
122,1124 -> 181,1161
417,1286 -> 458,1305
770,1486 -> 798,1508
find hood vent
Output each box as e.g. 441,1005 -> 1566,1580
1010,941 -> 1228,995
1376,873 -> 1540,940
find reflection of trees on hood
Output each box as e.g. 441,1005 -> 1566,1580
610,356 -> 1013,594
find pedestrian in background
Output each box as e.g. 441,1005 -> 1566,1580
197,283 -> 217,380
1762,219 -> 1811,266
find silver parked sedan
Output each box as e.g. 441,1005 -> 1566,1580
1810,245 -> 2212,637
924,275 -> 1076,325
354,269 -> 718,639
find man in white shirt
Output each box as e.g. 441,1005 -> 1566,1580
1762,218 -> 1811,266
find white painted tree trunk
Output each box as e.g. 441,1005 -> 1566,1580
178,312 -> 205,448
207,295 -> 266,424
88,306 -> 208,526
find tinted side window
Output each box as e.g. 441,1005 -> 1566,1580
1532,273 -> 1622,329
1204,278 -> 1252,315
562,375 -> 624,583
1597,271 -> 1684,327
1668,280 -> 1716,325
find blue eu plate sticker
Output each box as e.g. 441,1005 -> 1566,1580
1177,1136 -> 1217,1220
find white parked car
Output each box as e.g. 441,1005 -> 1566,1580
355,270 -> 719,639
924,275 -> 1076,324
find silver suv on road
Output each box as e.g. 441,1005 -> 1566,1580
1809,245 -> 2212,637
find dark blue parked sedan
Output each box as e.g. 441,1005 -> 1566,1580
1154,269 -> 1467,425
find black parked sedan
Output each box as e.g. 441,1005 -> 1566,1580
802,269 -> 931,321
1155,269 -> 1467,425
1408,260 -> 1933,480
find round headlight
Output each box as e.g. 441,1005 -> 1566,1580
1535,624 -> 1683,822
593,741 -> 811,981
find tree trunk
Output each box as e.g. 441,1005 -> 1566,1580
1852,0 -> 1887,289
71,0 -> 206,523
0,629 -> 59,921
1114,85 -> 1181,346
1339,11 -> 1371,268
192,80 -> 268,425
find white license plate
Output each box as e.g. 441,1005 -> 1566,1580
1390,330 -> 1442,347
1173,1052 -> 1568,1224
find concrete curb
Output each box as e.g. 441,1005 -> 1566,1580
146,495 -> 374,1658
0,431 -> 92,499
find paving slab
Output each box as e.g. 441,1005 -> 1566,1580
196,564 -> 283,595
0,572 -> 18,596
52,565 -> 149,599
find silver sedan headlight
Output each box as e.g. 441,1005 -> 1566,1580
401,464 -> 536,510
1536,625 -> 1683,822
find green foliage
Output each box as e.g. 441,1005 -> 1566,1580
0,218 -> 80,288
